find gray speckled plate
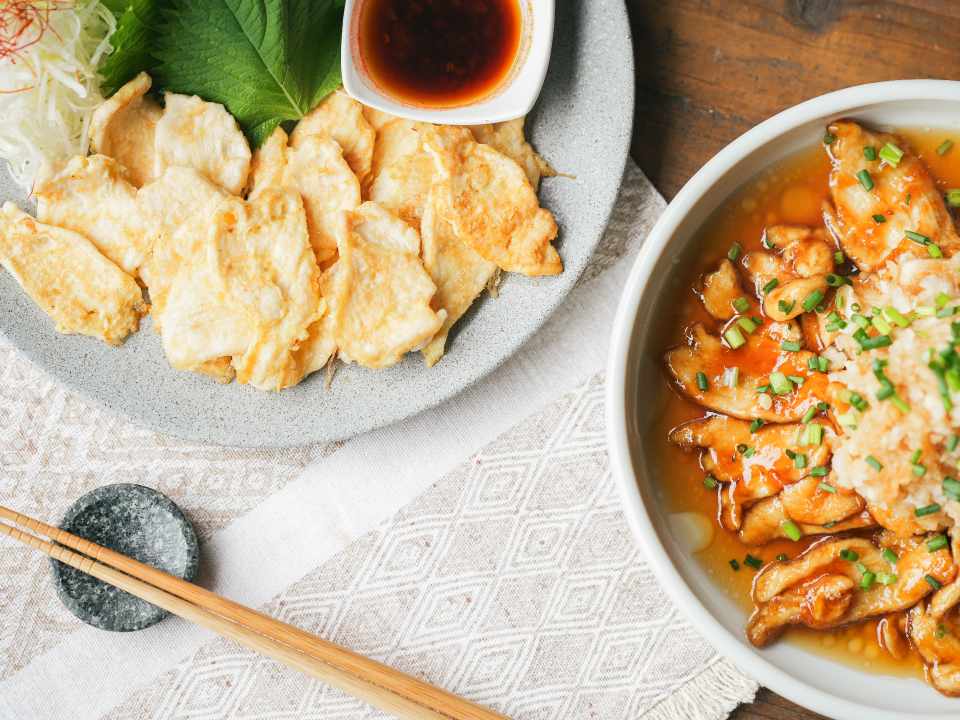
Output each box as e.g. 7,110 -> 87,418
0,0 -> 634,448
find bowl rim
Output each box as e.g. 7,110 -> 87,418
606,79 -> 960,720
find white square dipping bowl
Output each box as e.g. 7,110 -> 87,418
606,80 -> 960,720
340,0 -> 554,124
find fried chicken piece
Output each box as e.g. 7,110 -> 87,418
467,117 -> 553,190
421,124 -> 561,276
908,600 -> 960,696
247,127 -> 362,265
742,224 -> 835,322
364,117 -> 426,196
664,321 -> 829,422
0,203 -> 145,344
747,535 -> 956,646
368,151 -> 437,233
34,155 -> 160,278
290,90 -> 375,185
699,259 -> 743,321
157,188 -> 321,391
738,496 -> 873,546
823,119 -> 960,272
89,72 -> 161,188
323,202 -> 442,369
419,189 -> 498,367
154,94 -> 251,196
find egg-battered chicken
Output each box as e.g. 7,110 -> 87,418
89,72 -> 162,188
0,203 -> 145,344
154,94 -> 251,196
364,118 -> 426,196
467,118 -> 554,190
421,124 -> 561,276
137,166 -> 231,310
34,155 -> 160,279
290,90 -> 375,186
419,190 -> 498,367
368,151 -> 436,232
156,187 -> 321,391
247,127 -> 361,265
323,202 -> 442,369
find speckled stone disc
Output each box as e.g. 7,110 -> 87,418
49,484 -> 199,632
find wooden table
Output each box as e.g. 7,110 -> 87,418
622,0 -> 960,717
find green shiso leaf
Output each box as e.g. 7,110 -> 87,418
153,0 -> 344,148
99,0 -> 171,96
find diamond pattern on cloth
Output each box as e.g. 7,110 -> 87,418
0,161 -> 759,719
102,374 -> 755,720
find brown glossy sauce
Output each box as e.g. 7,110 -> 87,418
652,126 -> 960,679
360,0 -> 522,108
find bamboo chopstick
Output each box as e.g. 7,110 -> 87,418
0,505 -> 512,720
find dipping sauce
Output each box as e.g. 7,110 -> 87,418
360,0 -> 523,107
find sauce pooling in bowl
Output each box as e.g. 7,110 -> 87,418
360,0 -> 522,108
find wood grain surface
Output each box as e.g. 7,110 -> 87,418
622,0 -> 960,717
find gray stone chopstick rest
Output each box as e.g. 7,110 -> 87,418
49,484 -> 199,632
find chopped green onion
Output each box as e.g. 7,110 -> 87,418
937,306 -> 959,318
852,313 -> 871,330
733,296 -> 751,313
906,230 -> 931,245
915,305 -> 937,317
946,189 -> 960,207
890,395 -> 911,414
879,141 -> 904,166
913,464 -> 927,477
937,291 -> 951,308
929,244 -> 944,258
822,520 -> 837,528
736,443 -> 748,453
762,278 -> 779,294
817,401 -> 830,410
925,575 -> 943,591
864,146 -> 877,161
860,571 -> 876,590
784,448 -> 796,460
812,466 -> 828,477
696,372 -> 708,391
728,242 -> 742,261
883,307 -> 910,328
703,475 -> 719,489
807,357 -> 819,372
834,252 -> 845,263
871,214 -> 885,224
786,375 -> 805,384
938,140 -> 953,156
818,356 -> 829,372
915,503 -> 941,518
782,520 -> 802,541
777,553 -> 788,563
860,335 -> 893,351
837,413 -> 858,428
729,559 -> 740,571
838,388 -> 853,403
725,327 -> 746,348
749,419 -> 764,433
839,549 -> 859,562
876,571 -> 898,585
728,366 -> 740,389
949,437 -> 960,453
882,548 -> 899,564
794,453 -> 807,469
768,372 -> 794,396
744,554 -> 762,570
837,295 -> 846,309
825,274 -> 844,287
823,133 -> 836,144
937,625 -> 947,638
872,315 -> 893,335
781,340 -> 802,352
801,406 -> 817,424
906,193 -> 912,205
743,447 -> 756,458
866,456 -> 883,471
737,317 -> 758,333
849,393 -> 869,412
856,169 -> 874,191
851,303 -> 861,312
752,315 -> 763,325
755,385 -> 770,394
762,236 -> 776,249
927,536 -> 949,552
910,449 -> 922,464
819,482 -> 836,493
802,290 -> 824,313
778,299 -> 796,314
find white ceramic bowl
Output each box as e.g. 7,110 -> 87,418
341,0 -> 554,124
606,80 -> 960,720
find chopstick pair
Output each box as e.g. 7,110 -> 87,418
0,505 -> 512,720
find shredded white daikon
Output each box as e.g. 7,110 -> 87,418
0,1 -> 116,187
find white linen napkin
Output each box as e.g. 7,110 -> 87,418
0,161 -> 759,720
